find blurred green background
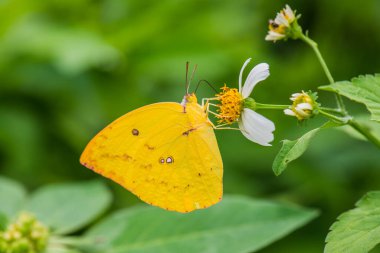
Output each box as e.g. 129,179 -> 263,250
1,0 -> 380,252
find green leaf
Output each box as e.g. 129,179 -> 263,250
0,176 -> 27,220
0,213 -> 7,230
273,128 -> 320,176
26,180 -> 112,235
46,246 -> 82,253
85,195 -> 318,253
325,191 -> 380,253
319,74 -> 380,122
273,122 -> 338,176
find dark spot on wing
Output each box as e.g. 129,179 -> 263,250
145,143 -> 155,150
132,128 -> 139,136
182,128 -> 196,136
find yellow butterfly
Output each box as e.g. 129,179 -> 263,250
80,67 -> 223,213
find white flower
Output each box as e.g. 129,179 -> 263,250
215,58 -> 275,146
265,5 -> 298,42
284,91 -> 317,120
238,58 -> 275,146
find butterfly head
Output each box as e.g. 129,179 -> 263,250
181,93 -> 198,107
185,93 -> 198,103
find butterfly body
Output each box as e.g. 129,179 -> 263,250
80,94 -> 223,213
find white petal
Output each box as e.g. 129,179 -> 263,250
241,63 -> 270,98
239,58 -> 251,92
284,109 -> 296,116
238,108 -> 275,146
297,103 -> 312,110
265,31 -> 285,41
284,5 -> 295,21
295,107 -> 309,117
290,93 -> 301,101
274,13 -> 289,27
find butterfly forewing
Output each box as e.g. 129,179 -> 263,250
80,102 -> 223,213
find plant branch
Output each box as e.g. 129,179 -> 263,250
255,103 -> 289,110
300,34 -> 347,115
318,110 -> 349,124
348,119 -> 380,149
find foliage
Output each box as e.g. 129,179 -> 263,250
1,0 -> 380,252
0,177 -> 112,252
320,75 -> 380,122
26,181 -> 112,235
0,177 -> 317,253
325,191 -> 380,253
0,177 -> 26,220
272,122 -> 337,176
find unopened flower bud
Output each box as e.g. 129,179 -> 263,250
284,91 -> 319,120
0,212 -> 49,253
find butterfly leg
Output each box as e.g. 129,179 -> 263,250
203,99 -> 220,117
213,124 -> 241,131
201,97 -> 219,108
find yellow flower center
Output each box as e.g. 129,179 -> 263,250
215,85 -> 243,124
269,20 -> 286,34
293,93 -> 312,105
291,92 -> 314,120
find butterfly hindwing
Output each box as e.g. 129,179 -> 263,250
80,102 -> 223,212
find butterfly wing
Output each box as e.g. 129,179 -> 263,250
80,102 -> 223,213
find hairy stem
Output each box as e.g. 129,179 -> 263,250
319,110 -> 350,124
255,103 -> 289,110
348,119 -> 380,149
319,110 -> 380,148
298,34 -> 380,147
300,34 -> 347,114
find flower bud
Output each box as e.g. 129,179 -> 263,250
284,91 -> 319,120
0,212 -> 49,253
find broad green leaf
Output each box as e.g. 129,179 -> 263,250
26,181 -> 112,235
0,213 -> 7,230
273,128 -> 320,176
325,191 -> 380,253
86,195 -> 318,253
46,246 -> 82,253
0,176 -> 27,220
273,122 -> 338,176
319,74 -> 380,122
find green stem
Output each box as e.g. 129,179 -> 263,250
319,110 -> 350,124
300,34 -> 347,114
300,34 -> 334,83
319,110 -> 380,148
299,34 -> 380,147
348,119 -> 380,148
320,107 -> 344,115
49,236 -> 94,247
255,103 -> 289,110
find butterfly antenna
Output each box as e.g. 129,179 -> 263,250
185,61 -> 189,94
187,64 -> 198,94
195,79 -> 218,93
